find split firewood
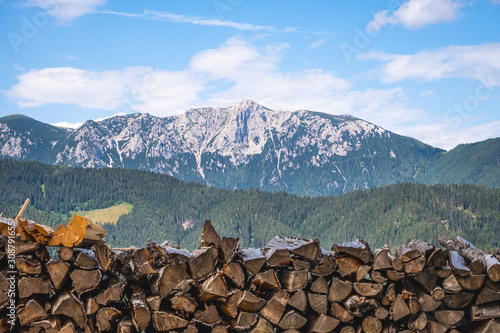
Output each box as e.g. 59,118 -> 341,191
403,255 -> 426,274
473,319 -> 500,333
194,305 -> 222,327
443,273 -> 462,293
353,282 -> 383,297
288,289 -> 307,312
476,281 -> 500,305
223,262 -> 245,289
374,307 -> 389,320
470,303 -> 500,321
18,276 -> 54,298
336,256 -> 362,277
332,240 -> 371,263
395,246 -> 422,262
307,293 -> 328,314
73,250 -> 97,269
428,321 -> 450,333
95,281 -> 126,306
152,263 -> 188,297
171,293 -> 197,313
292,259 -> 311,271
362,316 -> 382,333
237,248 -> 267,276
18,299 -> 48,326
343,295 -> 378,317
198,271 -> 227,301
330,302 -> 354,322
309,314 -> 340,333
96,307 -> 122,332
310,276 -> 328,294
46,258 -> 70,289
328,276 -> 352,302
373,247 -> 392,271
152,311 -> 189,331
356,265 -> 372,282
220,291 -> 243,318
221,236 -> 240,264
117,317 -> 135,333
92,244 -> 112,271
434,310 -> 464,325
370,271 -> 388,284
70,269 -> 101,295
238,291 -> 266,312
391,295 -> 410,321
265,236 -> 320,261
85,297 -> 99,315
262,247 -> 291,268
252,270 -> 281,291
129,292 -> 151,332
52,291 -> 86,328
146,295 -> 162,311
412,267 -> 437,292
408,312 -> 427,331
231,311 -> 258,330
58,246 -> 74,261
448,250 -> 472,277
259,290 -> 289,325
15,255 -> 42,275
47,215 -> 106,248
278,310 -> 308,330
251,317 -> 274,333
443,292 -> 474,308
281,269 -> 310,292
311,252 -> 336,276
201,220 -> 221,248
416,290 -> 442,312
457,274 -> 486,291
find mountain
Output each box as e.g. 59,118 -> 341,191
0,114 -> 68,162
1,159 -> 499,250
1,100 -> 448,196
415,138 -> 500,188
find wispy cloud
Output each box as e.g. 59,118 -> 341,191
100,9 -> 276,32
25,0 -> 106,22
310,39 -> 327,49
359,43 -> 500,86
51,121 -> 83,129
367,0 -> 463,32
61,54 -> 79,61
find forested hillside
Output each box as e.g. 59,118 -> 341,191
0,159 -> 499,250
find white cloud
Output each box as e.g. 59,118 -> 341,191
310,39 -> 327,49
394,120 -> 500,150
102,9 -> 275,32
26,0 -> 106,22
4,37 -> 424,130
51,121 -> 83,129
94,112 -> 126,122
361,43 -> 500,86
421,90 -> 435,96
368,0 -> 463,32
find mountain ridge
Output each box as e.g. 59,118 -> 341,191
1,100 -> 498,196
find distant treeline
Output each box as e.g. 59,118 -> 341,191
0,159 -> 499,251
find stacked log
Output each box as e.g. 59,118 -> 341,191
0,215 -> 499,332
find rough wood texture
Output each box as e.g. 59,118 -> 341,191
332,239 -> 371,263
6,213 -> 500,333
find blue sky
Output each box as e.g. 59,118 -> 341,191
1,0 -> 499,150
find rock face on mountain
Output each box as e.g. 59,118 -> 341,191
0,100 -> 446,196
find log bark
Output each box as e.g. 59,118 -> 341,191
332,239 -> 371,263
470,303 -> 500,321
238,248 -> 266,276
266,236 -> 320,261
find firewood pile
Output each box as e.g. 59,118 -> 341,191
1,205 -> 500,332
